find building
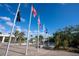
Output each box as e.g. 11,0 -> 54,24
0,34 -> 15,43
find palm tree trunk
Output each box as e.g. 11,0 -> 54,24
15,37 -> 17,43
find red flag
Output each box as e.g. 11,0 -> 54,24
32,5 -> 37,17
38,17 -> 42,28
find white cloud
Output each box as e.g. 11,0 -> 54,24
4,4 -> 11,8
4,4 -> 15,15
7,7 -> 15,15
0,16 -> 11,21
16,26 -> 21,32
21,17 -> 25,22
33,30 -> 38,33
0,24 -> 5,30
22,28 -> 27,32
3,4 -> 26,22
6,21 -> 14,27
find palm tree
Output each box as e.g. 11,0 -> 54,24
54,32 -> 62,49
14,30 -> 25,45
14,30 -> 19,43
18,32 -> 25,45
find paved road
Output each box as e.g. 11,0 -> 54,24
0,44 -> 79,56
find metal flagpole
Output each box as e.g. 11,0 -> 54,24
25,5 -> 32,55
5,3 -> 21,56
43,24 -> 45,46
37,17 -> 40,52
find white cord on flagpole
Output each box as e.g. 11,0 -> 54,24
25,5 -> 32,55
5,3 -> 21,56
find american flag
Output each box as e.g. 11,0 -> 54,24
32,5 -> 37,17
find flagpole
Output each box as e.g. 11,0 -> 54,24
43,24 -> 45,46
5,3 -> 21,56
38,22 -> 40,52
25,5 -> 32,55
37,17 -> 40,52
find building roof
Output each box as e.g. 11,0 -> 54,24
0,34 -> 15,37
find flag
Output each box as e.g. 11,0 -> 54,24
32,5 -> 37,17
16,10 -> 20,22
38,17 -> 42,28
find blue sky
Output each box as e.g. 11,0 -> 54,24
0,3 -> 79,35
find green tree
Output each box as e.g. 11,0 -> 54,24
48,35 -> 55,42
53,25 -> 79,50
54,32 -> 62,49
39,35 -> 43,42
71,32 -> 79,48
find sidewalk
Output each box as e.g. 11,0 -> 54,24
0,44 -> 79,56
